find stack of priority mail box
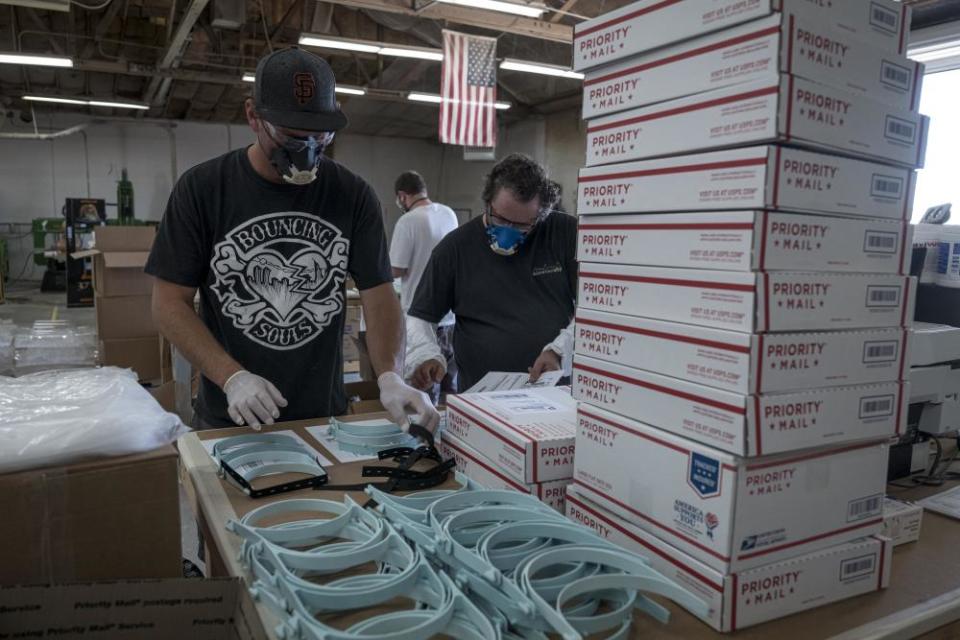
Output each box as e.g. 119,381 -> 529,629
566,0 -> 923,631
439,387 -> 575,512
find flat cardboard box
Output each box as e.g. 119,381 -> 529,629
577,211 -> 911,273
572,404 -> 888,572
573,0 -> 910,71
578,145 -> 915,221
575,308 -> 911,394
582,12 -> 922,120
577,263 -> 916,333
100,336 -> 161,382
95,294 -> 157,339
445,387 -> 576,483
566,486 -> 892,632
911,322 -> 960,366
585,76 -> 928,169
439,430 -> 569,512
573,354 -> 906,456
882,497 -> 923,546
0,446 -> 181,585
0,577 -> 267,639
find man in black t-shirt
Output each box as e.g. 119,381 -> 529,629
146,48 -> 438,431
405,154 -> 576,392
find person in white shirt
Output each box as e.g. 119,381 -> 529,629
389,171 -> 459,396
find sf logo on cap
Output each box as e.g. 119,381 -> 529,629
294,72 -> 315,105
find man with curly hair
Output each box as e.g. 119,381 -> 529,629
405,153 -> 576,393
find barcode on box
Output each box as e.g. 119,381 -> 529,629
885,116 -> 917,144
840,553 -> 878,581
871,174 -> 903,200
859,394 -> 895,419
870,2 -> 899,33
863,230 -> 899,254
866,285 -> 901,307
862,340 -> 899,363
847,494 -> 883,522
880,61 -> 911,92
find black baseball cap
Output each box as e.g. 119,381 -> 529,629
254,47 -> 348,132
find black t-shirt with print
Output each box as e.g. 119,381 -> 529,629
408,213 -> 577,392
145,148 -> 392,426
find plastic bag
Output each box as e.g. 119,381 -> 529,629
0,366 -> 190,473
12,320 -> 98,376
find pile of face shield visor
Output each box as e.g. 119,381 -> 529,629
227,478 -> 709,639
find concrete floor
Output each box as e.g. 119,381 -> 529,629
1,281 -> 205,575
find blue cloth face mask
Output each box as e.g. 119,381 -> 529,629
485,222 -> 528,256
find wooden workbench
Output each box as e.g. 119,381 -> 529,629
179,419 -> 960,640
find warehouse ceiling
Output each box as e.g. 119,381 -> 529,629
0,0 -> 957,137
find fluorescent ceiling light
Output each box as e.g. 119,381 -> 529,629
407,92 -> 510,110
435,0 -> 543,17
242,72 -> 256,82
378,46 -> 444,61
24,95 -> 148,110
336,85 -> 366,96
0,52 -> 73,68
500,58 -> 583,79
908,42 -> 960,63
299,35 -> 381,54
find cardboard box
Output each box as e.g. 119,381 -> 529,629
881,497 -> 923,546
343,334 -> 361,362
0,577 -> 268,639
343,380 -> 385,415
573,0 -> 910,71
577,211 -> 911,274
439,430 -> 569,512
148,382 -> 177,413
0,446 -> 181,585
577,263 -> 916,333
74,226 -> 156,298
582,12 -> 922,120
566,486 -> 892,632
572,404 -> 888,572
100,336 -> 162,382
573,354 -> 906,456
575,308 -> 910,394
445,387 -> 576,483
585,76 -> 928,169
95,294 -> 156,339
911,322 -> 960,366
160,335 -> 173,384
578,145 -> 916,220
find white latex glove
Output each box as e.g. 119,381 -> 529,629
223,370 -> 288,430
378,371 -> 441,434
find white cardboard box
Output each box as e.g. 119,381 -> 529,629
911,322 -> 960,366
577,263 -> 916,332
578,145 -> 916,221
572,404 -> 888,572
881,497 -> 923,546
445,387 -> 576,484
573,0 -> 910,71
575,308 -> 911,394
566,485 -> 892,632
585,76 -> 928,169
582,13 -> 922,120
573,354 -> 907,456
577,211 -> 911,273
438,430 -> 569,512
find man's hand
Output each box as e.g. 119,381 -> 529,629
378,372 -> 441,433
528,349 -> 561,383
223,370 -> 288,430
411,358 -> 446,390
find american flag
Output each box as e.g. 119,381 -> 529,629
440,30 -> 498,148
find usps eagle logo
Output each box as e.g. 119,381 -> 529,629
705,512 -> 719,539
210,212 -> 349,350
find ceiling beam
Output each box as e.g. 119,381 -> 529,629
548,0 -> 579,23
81,0 -> 125,58
142,0 -> 214,106
317,0 -> 572,43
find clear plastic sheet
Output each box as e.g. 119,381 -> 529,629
0,366 -> 189,473
12,320 -> 98,376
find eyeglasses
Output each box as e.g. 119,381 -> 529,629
485,205 -> 549,233
262,119 -> 335,151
